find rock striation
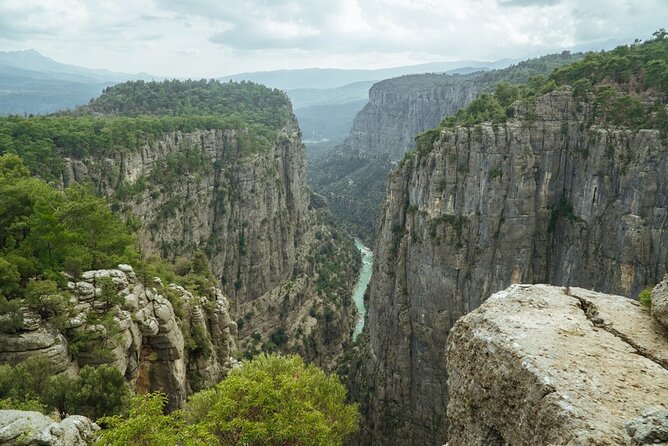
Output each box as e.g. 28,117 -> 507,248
58,110 -> 358,368
0,265 -> 237,410
349,89 -> 668,444
446,284 -> 668,446
309,53 -> 582,242
0,410 -> 98,446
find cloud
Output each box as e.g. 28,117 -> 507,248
0,0 -> 667,77
0,0 -> 85,40
497,0 -> 561,7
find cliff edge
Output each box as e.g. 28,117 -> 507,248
446,283 -> 668,446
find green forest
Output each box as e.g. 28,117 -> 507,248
411,30 -> 668,158
0,80 -> 291,179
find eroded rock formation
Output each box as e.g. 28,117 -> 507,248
0,410 -> 98,446
58,111 -> 358,369
0,265 -> 237,410
446,284 -> 668,446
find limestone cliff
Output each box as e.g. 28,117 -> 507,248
349,89 -> 668,444
0,265 -> 237,410
446,284 -> 668,446
58,111 -> 357,369
309,52 -> 582,242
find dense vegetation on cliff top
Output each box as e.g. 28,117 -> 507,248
373,50 -> 582,96
0,80 -> 291,179
411,31 -> 668,157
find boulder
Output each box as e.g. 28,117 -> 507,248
446,284 -> 668,446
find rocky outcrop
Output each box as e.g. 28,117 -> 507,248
651,275 -> 668,328
446,284 -> 668,446
349,90 -> 668,444
0,265 -> 237,410
0,410 -> 98,446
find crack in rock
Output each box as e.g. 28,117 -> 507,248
571,290 -> 668,371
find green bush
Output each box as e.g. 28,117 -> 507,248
639,287 -> 653,308
0,358 -> 130,420
186,354 -> 359,446
96,393 -> 212,446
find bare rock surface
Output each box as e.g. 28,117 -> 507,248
0,410 -> 98,445
652,275 -> 668,329
446,284 -> 668,446
0,265 -> 238,411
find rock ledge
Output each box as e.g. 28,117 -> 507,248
447,284 -> 668,446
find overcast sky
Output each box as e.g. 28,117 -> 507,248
0,0 -> 666,77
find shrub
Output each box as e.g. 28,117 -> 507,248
639,287 -> 653,308
186,354 -> 359,446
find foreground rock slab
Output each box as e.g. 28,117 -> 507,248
0,410 -> 98,445
447,284 -> 668,446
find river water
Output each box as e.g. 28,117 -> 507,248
352,238 -> 373,341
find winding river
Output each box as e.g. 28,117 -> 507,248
352,238 -> 374,340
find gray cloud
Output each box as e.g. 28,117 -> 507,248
497,0 -> 561,7
1,0 -> 667,78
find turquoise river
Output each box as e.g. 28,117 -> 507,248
352,238 -> 373,340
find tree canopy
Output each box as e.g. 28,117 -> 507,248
0,80 -> 293,179
404,32 -> 668,160
96,354 -> 359,446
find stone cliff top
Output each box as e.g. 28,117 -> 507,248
447,284 -> 668,446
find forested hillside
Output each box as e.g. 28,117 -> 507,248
0,79 -> 362,445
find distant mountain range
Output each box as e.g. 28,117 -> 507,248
0,50 -> 159,115
0,50 -> 516,146
219,59 -> 517,91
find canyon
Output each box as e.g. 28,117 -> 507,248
348,86 -> 668,444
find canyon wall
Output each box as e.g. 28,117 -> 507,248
59,111 -> 358,369
309,52 -> 581,242
350,90 -> 668,444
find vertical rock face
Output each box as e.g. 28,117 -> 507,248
347,76 -> 484,161
60,111 -> 357,368
62,115 -> 311,304
446,284 -> 668,446
309,53 -> 582,242
350,90 -> 668,444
